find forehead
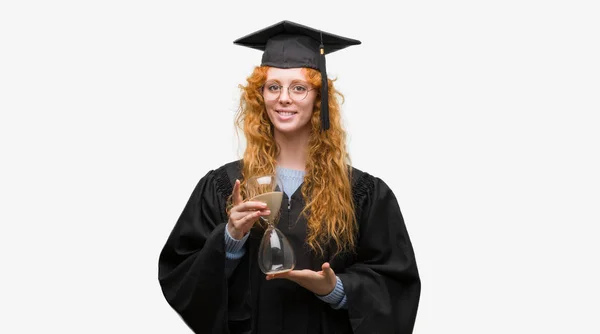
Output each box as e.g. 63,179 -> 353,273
265,67 -> 307,82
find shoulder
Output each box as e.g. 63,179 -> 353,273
196,159 -> 243,198
349,165 -> 378,196
348,166 -> 405,222
349,165 -> 396,202
213,159 -> 243,182
349,166 -> 375,217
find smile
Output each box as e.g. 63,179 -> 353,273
276,110 -> 297,116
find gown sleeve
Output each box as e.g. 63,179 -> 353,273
337,176 -> 421,334
158,168 -> 251,334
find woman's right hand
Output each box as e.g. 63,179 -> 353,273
227,179 -> 270,240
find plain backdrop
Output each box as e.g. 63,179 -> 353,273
1,1 -> 599,333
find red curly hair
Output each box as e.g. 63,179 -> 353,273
233,66 -> 356,257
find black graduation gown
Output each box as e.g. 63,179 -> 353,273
158,160 -> 421,334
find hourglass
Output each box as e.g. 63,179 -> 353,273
245,174 -> 296,274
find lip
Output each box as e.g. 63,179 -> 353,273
275,110 -> 297,121
276,110 -> 297,114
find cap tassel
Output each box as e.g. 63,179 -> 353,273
319,36 -> 329,131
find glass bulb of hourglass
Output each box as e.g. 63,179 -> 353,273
245,174 -> 296,274
258,223 -> 296,274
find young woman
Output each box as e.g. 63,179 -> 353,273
158,20 -> 421,334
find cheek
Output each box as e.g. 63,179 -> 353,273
264,101 -> 277,118
301,101 -> 315,118
264,100 -> 275,111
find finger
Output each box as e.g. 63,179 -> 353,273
229,211 -> 250,225
230,201 -> 265,213
278,269 -> 314,282
232,179 -> 243,206
237,210 -> 271,231
266,271 -> 293,281
229,202 -> 268,220
239,210 -> 262,225
231,208 -> 271,222
236,201 -> 268,212
230,215 -> 256,236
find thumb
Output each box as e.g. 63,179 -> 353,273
322,262 -> 335,279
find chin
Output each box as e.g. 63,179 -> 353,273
274,124 -> 311,136
273,124 -> 298,133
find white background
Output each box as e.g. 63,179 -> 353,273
1,0 -> 599,333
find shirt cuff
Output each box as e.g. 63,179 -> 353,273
224,223 -> 250,260
316,276 -> 346,307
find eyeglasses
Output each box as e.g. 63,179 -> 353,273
261,81 -> 315,102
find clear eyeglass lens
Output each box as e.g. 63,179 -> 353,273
263,83 -> 309,101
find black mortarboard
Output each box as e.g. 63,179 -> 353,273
233,20 -> 361,131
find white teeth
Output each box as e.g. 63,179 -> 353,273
278,112 -> 295,116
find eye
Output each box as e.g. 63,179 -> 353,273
267,84 -> 281,92
290,84 -> 308,93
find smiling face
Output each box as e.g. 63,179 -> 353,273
263,67 -> 317,138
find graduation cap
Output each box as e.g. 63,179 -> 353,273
233,20 -> 361,131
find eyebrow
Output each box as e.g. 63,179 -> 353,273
264,79 -> 310,85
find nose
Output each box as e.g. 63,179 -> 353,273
278,87 -> 292,104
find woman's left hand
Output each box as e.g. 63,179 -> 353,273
266,262 -> 337,296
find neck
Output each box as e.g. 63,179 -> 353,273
274,130 -> 310,171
